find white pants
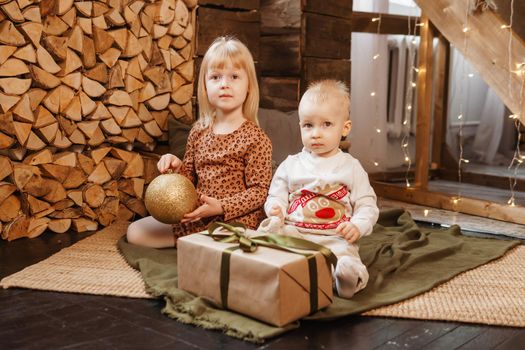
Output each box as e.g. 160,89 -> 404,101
258,218 -> 369,296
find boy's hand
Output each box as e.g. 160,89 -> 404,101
157,153 -> 182,173
268,205 -> 284,223
336,222 -> 361,244
181,195 -> 224,223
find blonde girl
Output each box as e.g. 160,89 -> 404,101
127,37 -> 273,248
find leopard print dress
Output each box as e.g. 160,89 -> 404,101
173,120 -> 273,240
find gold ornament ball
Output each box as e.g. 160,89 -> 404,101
144,173 -> 198,224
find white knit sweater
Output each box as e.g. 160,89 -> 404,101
264,149 -> 379,236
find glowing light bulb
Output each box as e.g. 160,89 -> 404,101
501,24 -> 511,29
468,73 -> 474,78
411,82 -> 416,87
376,128 -> 381,133
413,67 -> 420,73
462,26 -> 469,33
407,105 -> 412,111
458,114 -> 463,120
508,198 -> 516,206
453,198 -> 459,204
404,156 -> 410,162
373,54 -> 380,60
374,161 -> 379,166
370,91 -> 376,96
509,114 -> 519,119
402,143 -> 408,148
371,17 -> 380,22
403,120 -> 408,125
423,209 -> 429,216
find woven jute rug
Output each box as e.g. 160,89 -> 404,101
0,221 -> 152,299
1,222 -> 524,327
364,245 -> 525,327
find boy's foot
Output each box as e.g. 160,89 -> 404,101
334,256 -> 361,299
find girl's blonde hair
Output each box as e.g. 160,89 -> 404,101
196,36 -> 259,129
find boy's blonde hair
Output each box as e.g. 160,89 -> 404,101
300,80 -> 351,120
196,36 -> 259,129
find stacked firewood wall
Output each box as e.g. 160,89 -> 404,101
0,0 -> 197,240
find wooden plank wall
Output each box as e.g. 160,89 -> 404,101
197,1 -> 260,58
259,0 -> 301,110
259,0 -> 352,111
301,1 -> 352,91
196,0 -> 260,83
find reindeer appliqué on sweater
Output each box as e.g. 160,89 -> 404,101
287,183 -> 350,230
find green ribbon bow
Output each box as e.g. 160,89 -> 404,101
206,222 -> 338,315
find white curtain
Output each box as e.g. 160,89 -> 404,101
447,48 -> 506,164
387,37 -> 417,138
471,88 -> 505,164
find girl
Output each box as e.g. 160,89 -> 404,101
126,37 -> 273,248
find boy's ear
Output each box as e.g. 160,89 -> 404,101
342,120 -> 352,137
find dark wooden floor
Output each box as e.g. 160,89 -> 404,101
1,230 -> 524,350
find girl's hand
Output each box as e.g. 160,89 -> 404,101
336,222 -> 361,244
181,195 -> 224,223
268,205 -> 284,224
157,153 -> 182,173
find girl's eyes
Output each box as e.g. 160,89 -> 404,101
302,123 -> 313,128
208,73 -> 241,80
324,122 -> 332,127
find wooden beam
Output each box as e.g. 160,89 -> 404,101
198,0 -> 259,10
438,169 -> 525,192
301,57 -> 350,94
372,181 -> 525,226
303,0 -> 352,19
414,17 -> 435,188
260,32 -> 300,76
301,12 -> 351,59
414,0 -> 525,125
352,12 -> 420,35
196,7 -> 260,59
260,0 -> 300,35
260,76 -> 299,111
493,0 -> 525,43
431,34 -> 450,169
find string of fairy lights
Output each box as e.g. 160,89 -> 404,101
505,0 -> 525,207
368,10 -> 419,184
401,15 -> 423,188
449,0 -> 474,206
369,0 -> 524,208
370,14 -> 382,169
458,0 -> 524,208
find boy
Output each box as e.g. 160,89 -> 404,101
260,80 -> 379,298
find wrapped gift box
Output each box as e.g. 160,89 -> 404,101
177,232 -> 334,327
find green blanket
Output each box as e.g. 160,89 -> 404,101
118,209 -> 519,343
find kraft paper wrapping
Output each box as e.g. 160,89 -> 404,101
177,233 -> 333,327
